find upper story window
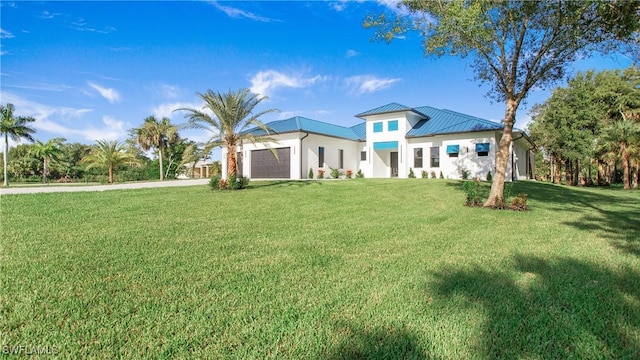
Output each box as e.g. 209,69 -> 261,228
388,120 -> 398,131
373,122 -> 383,133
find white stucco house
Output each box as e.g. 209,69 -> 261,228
221,103 -> 535,181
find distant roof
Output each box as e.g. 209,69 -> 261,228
245,116 -> 364,141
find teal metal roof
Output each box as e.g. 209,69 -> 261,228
406,106 -> 503,137
355,103 -> 413,118
245,116 -> 364,141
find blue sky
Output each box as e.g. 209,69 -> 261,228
1,1 -> 634,160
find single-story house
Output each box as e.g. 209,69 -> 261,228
181,159 -> 217,179
222,102 -> 535,180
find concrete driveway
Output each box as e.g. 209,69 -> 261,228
0,178 -> 210,195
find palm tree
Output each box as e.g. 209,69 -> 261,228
133,116 -> 178,181
1,103 -> 37,187
598,119 -> 640,190
81,139 -> 137,184
29,138 -> 65,184
176,88 -> 278,179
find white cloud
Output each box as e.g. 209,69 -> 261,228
151,101 -> 207,122
249,70 -> 326,97
346,49 -> 359,58
345,75 -> 401,95
0,92 -> 127,143
331,1 -> 348,12
88,82 -> 120,103
159,84 -> 182,100
0,28 -> 14,39
39,10 -> 61,19
210,1 -> 277,22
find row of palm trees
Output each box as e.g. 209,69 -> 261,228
1,88 -> 278,186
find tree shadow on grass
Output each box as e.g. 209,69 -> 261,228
446,180 -> 640,257
324,322 -> 429,359
430,254 -> 640,358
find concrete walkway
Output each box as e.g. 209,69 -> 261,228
0,178 -> 210,195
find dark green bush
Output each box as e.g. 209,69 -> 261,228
462,180 -> 483,206
308,168 -> 314,179
439,171 -> 444,179
356,169 -> 364,178
421,170 -> 428,178
487,171 -> 493,182
408,168 -> 416,178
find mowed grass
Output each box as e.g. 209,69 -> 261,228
1,179 -> 639,359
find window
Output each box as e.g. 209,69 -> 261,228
476,143 -> 490,157
339,149 -> 344,169
361,151 -> 366,161
373,122 -> 383,133
414,148 -> 423,168
388,120 -> 398,131
318,147 -> 324,167
446,144 -> 459,158
430,146 -> 440,168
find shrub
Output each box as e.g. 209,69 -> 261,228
421,170 -> 428,178
330,167 -> 343,179
439,171 -> 444,179
408,168 -> 416,178
229,175 -> 249,190
209,175 -> 221,190
356,169 -> 364,178
462,180 -> 483,206
459,167 -> 470,180
308,168 -> 314,179
430,171 -> 436,179
345,169 -> 353,179
487,171 -> 492,182
510,193 -> 528,211
318,169 -> 325,179
217,178 -> 228,190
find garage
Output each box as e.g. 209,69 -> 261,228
250,147 -> 290,179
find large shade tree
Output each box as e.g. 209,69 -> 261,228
177,88 -> 278,180
1,103 -> 37,187
364,0 -> 640,207
133,116 -> 178,181
29,137 -> 65,184
81,139 -> 137,184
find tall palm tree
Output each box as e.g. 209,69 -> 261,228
29,138 -> 65,184
81,139 -> 137,184
176,88 -> 278,179
598,119 -> 640,190
1,103 -> 37,187
133,116 -> 178,181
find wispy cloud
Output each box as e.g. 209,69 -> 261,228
151,101 -> 205,122
209,1 -> 278,22
345,75 -> 401,95
39,10 -> 61,19
37,115 -> 127,142
0,28 -> 14,39
346,49 -> 359,58
159,84 -> 182,100
249,70 -> 327,97
5,82 -> 73,92
71,17 -> 116,34
88,82 -> 120,103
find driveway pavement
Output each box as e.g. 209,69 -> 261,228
0,178 -> 210,195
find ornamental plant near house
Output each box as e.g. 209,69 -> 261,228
317,169 -> 325,179
439,171 -> 444,179
462,179 -> 482,207
487,171 -> 493,182
308,168 -> 314,179
422,170 -> 428,178
330,167 -> 343,179
356,169 -> 364,178
431,171 -> 436,179
511,193 -> 529,211
408,168 -> 416,178
345,169 -> 353,179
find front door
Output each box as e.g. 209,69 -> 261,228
390,152 -> 398,177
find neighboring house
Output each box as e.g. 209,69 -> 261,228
222,102 -> 535,180
182,159 -> 217,179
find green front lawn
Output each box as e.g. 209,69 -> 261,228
1,180 -> 639,358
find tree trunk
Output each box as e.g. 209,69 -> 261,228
484,98 -> 517,207
621,142 -> 630,190
587,158 -> 593,186
3,134 -> 8,187
227,144 -> 237,179
109,165 -> 114,184
43,158 -> 48,184
158,147 -> 164,181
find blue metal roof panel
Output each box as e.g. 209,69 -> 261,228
245,116 -> 361,141
355,102 -> 413,117
407,106 -> 503,137
349,123 -> 366,140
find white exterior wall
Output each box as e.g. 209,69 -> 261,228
362,112 -> 410,178
302,133 -> 361,179
407,131 -> 498,180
